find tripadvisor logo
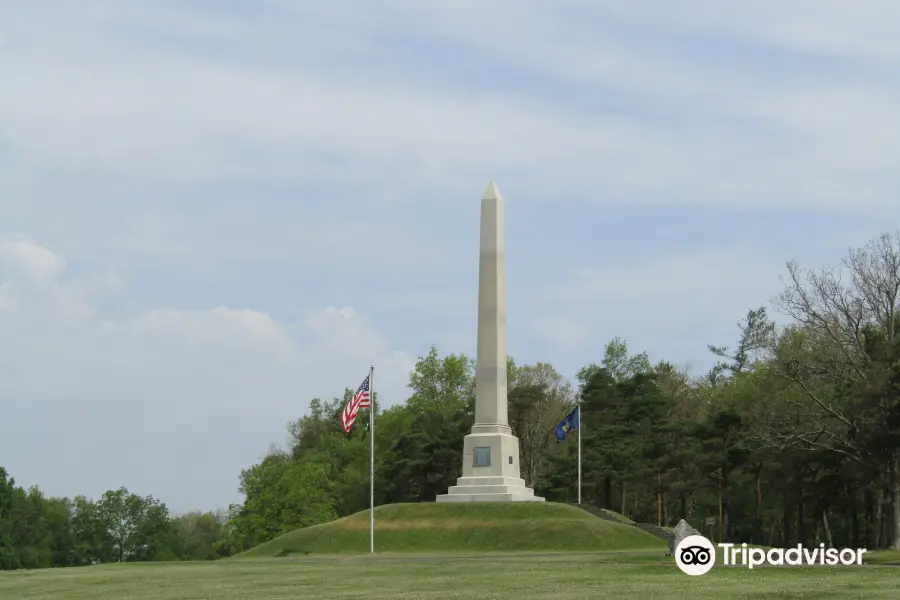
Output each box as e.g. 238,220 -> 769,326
675,535 -> 716,575
674,535 -> 867,575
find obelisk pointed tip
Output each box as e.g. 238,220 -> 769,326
482,180 -> 503,201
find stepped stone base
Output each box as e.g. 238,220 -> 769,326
436,430 -> 544,502
436,476 -> 545,503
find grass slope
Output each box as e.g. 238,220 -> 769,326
235,502 -> 665,557
867,550 -> 900,565
571,503 -> 673,543
571,504 -> 636,524
2,554 -> 896,600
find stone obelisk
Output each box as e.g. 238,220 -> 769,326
436,181 -> 544,502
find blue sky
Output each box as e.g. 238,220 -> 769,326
2,0 -> 899,513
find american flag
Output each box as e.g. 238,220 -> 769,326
340,374 -> 371,433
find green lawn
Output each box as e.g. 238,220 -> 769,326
4,503 -> 896,598
1,553 -> 897,599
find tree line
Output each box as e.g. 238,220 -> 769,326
0,478 -> 228,569
3,230 -> 900,570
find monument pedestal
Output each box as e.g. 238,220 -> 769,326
436,415 -> 544,502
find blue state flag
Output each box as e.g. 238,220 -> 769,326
554,407 -> 579,442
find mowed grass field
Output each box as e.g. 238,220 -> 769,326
2,553 -> 898,600
2,503 -> 898,599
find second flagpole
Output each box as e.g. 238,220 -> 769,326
577,405 -> 581,505
369,364 -> 375,554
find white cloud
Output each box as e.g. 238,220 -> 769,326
0,237 -> 414,511
109,307 -> 295,357
0,237 -> 65,280
536,249 -> 783,305
601,0 -> 900,61
0,285 -> 15,312
1,1 -> 898,212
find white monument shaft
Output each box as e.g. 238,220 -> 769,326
473,182 -> 509,434
436,181 -> 544,503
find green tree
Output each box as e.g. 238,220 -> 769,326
708,307 -> 776,384
508,362 -> 574,488
228,454 -> 336,550
44,497 -> 75,567
0,467 -> 19,569
70,495 -> 110,565
577,338 -> 651,386
406,345 -> 475,416
773,231 -> 900,549
172,511 -> 228,560
95,488 -> 175,562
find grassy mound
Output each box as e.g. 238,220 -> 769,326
234,502 -> 665,558
867,550 -> 900,565
573,504 -> 636,524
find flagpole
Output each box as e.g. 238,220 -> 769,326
369,364 -> 375,555
577,405 -> 582,505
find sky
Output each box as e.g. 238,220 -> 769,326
2,0 -> 899,514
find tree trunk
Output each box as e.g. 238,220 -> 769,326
874,487 -> 884,549
663,495 -> 669,526
722,497 -> 730,542
797,481 -> 806,547
526,449 -> 534,488
822,509 -> 833,547
620,481 -> 627,516
718,490 -> 724,542
657,474 -> 663,527
890,455 -> 900,550
755,468 -> 762,543
865,489 -> 875,548
783,500 -> 792,546
719,466 -> 727,542
603,477 -> 612,509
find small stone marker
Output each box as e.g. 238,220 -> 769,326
668,519 -> 701,555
